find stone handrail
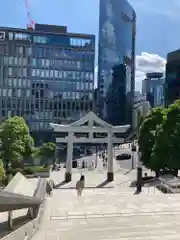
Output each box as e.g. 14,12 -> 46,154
0,190 -> 42,212
0,176 -> 54,236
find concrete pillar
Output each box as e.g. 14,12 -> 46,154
107,132 -> 114,181
65,132 -> 74,182
88,116 -> 93,140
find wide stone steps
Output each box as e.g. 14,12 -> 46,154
47,212 -> 180,239
38,190 -> 180,240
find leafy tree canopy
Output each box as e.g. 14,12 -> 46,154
38,142 -> 56,160
138,107 -> 166,170
0,116 -> 34,170
152,100 -> 180,174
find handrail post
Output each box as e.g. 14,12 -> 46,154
8,211 -> 13,230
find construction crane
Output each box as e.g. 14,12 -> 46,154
24,0 -> 35,29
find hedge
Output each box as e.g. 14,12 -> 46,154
7,165 -> 50,175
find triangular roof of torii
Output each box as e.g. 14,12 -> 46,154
70,111 -> 112,128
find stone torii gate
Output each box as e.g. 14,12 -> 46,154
50,112 -> 130,182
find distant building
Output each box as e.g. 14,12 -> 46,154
98,0 -> 136,126
165,49 -> 180,107
132,94 -> 151,130
142,72 -> 165,108
0,24 -> 95,143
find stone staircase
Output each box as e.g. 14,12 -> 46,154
32,186 -> 180,240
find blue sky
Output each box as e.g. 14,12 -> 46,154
1,0 -> 180,90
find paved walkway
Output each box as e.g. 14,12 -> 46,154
32,150 -> 180,239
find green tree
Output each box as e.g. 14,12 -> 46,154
38,142 -> 56,165
152,100 -> 180,176
138,107 -> 166,174
0,159 -> 5,183
0,116 -> 34,171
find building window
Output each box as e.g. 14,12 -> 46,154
19,46 -> 23,55
8,67 -> 12,76
8,89 -> 12,97
23,68 -> 27,77
9,32 -> 14,40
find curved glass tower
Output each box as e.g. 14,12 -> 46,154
98,0 -> 136,126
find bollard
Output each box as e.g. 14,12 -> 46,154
136,167 -> 142,193
8,211 -> 13,230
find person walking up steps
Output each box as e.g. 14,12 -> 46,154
76,174 -> 85,196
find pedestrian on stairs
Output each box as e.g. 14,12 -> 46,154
76,174 -> 85,196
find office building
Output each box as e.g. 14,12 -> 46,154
142,72 -> 165,108
132,94 -> 151,130
0,24 -> 95,142
165,49 -> 180,107
98,0 -> 136,126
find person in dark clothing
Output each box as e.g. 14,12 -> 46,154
76,174 -> 85,196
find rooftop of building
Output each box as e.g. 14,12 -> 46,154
146,72 -> 164,78
167,49 -> 180,62
0,23 -> 95,39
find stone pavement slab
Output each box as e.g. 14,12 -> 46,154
32,187 -> 180,240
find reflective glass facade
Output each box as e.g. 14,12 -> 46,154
98,0 -> 136,125
165,50 -> 180,107
0,25 -> 95,142
142,73 -> 165,108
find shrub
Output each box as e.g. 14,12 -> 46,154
33,166 -> 50,172
7,168 -> 23,175
0,160 -> 6,183
6,165 -> 50,176
24,167 -> 35,175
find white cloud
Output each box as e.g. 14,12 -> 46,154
135,52 -> 166,91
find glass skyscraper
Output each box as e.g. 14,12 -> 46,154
165,49 -> 180,107
98,0 -> 136,126
0,24 -> 95,142
142,73 -> 165,108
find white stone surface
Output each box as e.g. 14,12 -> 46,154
0,175 -> 38,224
31,164 -> 180,240
33,187 -> 180,240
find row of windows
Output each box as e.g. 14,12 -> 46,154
0,88 -> 30,98
0,42 -> 94,58
31,68 -> 94,80
5,67 -> 94,82
32,82 -> 93,93
0,87 -> 93,100
4,56 -> 27,66
32,58 -> 81,69
3,56 -> 93,71
31,81 -> 93,91
0,44 -> 32,56
32,58 -> 93,70
32,90 -> 93,100
0,98 -> 93,111
9,32 -> 94,48
0,78 -> 93,92
1,78 -> 31,87
1,77 -> 93,91
7,67 -> 27,77
33,48 -> 94,60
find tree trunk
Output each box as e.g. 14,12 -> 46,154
5,159 -> 9,173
